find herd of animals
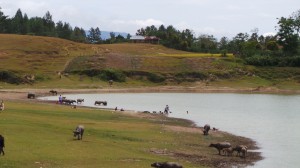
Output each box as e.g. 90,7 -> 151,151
17,90 -> 250,168
48,90 -> 108,106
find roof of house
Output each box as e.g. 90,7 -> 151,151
130,35 -> 145,40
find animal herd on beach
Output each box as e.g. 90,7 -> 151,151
0,90 -> 249,168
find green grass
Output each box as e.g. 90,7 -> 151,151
0,101 -> 259,168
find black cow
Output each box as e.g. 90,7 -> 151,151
73,125 -> 84,140
203,124 -> 210,135
0,135 -> 5,156
209,142 -> 231,155
151,162 -> 183,168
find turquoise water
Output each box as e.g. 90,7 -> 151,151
40,93 -> 300,168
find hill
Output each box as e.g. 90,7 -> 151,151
0,34 -> 300,91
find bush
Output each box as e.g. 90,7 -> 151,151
147,73 -> 166,83
245,55 -> 300,67
0,71 -> 22,84
176,72 -> 208,80
98,69 -> 126,82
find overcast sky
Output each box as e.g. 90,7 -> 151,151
1,0 -> 299,39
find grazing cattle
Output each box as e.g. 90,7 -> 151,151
203,124 -> 210,135
209,142 -> 231,155
73,125 -> 84,140
49,90 -> 58,95
27,93 -> 35,99
222,147 -> 233,156
151,162 -> 183,168
62,99 -> 76,105
233,145 -> 248,157
0,135 -> 4,156
77,99 -> 84,104
94,101 -> 107,106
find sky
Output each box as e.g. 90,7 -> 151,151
0,0 -> 300,39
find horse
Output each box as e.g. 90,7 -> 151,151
73,125 -> 84,140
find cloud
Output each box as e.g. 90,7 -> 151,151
133,19 -> 164,27
263,32 -> 276,37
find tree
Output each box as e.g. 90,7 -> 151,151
126,33 -> 131,40
43,11 -> 55,36
11,9 -> 27,34
87,27 -> 101,44
193,34 -> 217,53
72,27 -> 86,43
291,9 -> 300,34
276,17 -> 299,55
56,21 -> 73,39
28,17 -> 44,35
109,32 -> 116,43
0,7 -> 8,33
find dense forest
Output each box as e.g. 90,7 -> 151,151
1,7 -> 300,67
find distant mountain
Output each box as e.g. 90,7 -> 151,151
85,30 -> 130,40
101,31 -> 130,40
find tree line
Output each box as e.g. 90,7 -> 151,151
136,10 -> 300,67
1,7 -> 300,67
0,8 -> 130,44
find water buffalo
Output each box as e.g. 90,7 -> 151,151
0,135 -> 4,156
222,147 -> 233,156
49,90 -> 58,95
73,125 -> 84,140
209,142 -> 231,155
77,99 -> 84,104
62,99 -> 76,105
27,93 -> 35,99
151,162 -> 183,168
203,124 -> 210,135
233,145 -> 248,157
94,101 -> 107,106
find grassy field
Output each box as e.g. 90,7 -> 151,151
1,34 -> 300,91
0,101 -> 260,168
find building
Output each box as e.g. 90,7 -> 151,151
130,35 -> 160,44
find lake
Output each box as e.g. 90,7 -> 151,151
39,93 -> 300,168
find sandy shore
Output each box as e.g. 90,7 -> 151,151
1,85 -> 299,101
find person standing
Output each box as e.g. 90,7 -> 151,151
164,105 -> 169,114
0,135 -> 4,156
59,95 -> 63,104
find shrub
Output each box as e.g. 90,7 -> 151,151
0,71 -> 22,84
98,69 -> 126,82
147,73 -> 166,83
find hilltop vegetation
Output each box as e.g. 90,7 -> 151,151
0,34 -> 300,90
